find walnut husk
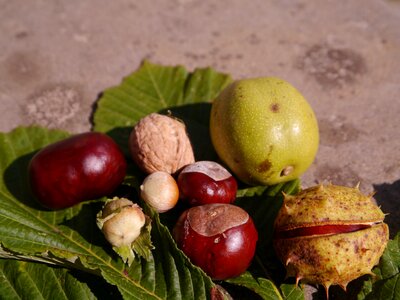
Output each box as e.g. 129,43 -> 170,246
129,113 -> 195,174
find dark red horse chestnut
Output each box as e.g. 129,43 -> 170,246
173,203 -> 258,280
28,132 -> 127,210
177,161 -> 237,206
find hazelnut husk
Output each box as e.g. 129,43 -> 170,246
129,113 -> 195,174
97,197 -> 154,266
273,184 -> 389,295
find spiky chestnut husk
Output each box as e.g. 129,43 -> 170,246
273,184 -> 389,294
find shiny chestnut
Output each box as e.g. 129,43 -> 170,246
28,132 -> 127,210
173,203 -> 258,280
177,161 -> 237,206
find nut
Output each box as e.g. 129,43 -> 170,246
97,197 -> 146,248
96,197 -> 154,266
140,171 -> 179,213
129,113 -> 195,174
177,161 -> 237,206
173,203 -> 258,280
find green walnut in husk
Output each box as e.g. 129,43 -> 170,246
273,184 -> 389,296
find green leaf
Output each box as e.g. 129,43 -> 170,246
364,274 -> 400,300
235,179 -> 300,280
232,180 -> 303,299
0,259 -> 96,300
130,215 -> 154,261
280,283 -> 304,300
376,232 -> 400,279
358,232 -> 400,299
0,126 -> 214,299
93,60 -> 232,160
236,180 -> 300,199
236,185 -> 271,198
225,272 -> 283,300
94,60 -> 231,131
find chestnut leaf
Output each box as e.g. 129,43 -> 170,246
357,232 -> 400,300
0,126 -> 214,299
94,60 -> 232,131
92,60 -> 232,160
234,180 -> 303,299
225,271 -> 283,300
130,215 -> 154,261
0,260 -> 97,300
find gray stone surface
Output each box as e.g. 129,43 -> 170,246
1,0 -> 399,296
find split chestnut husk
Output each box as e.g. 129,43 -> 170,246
273,184 -> 389,296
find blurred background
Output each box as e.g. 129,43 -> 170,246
0,0 -> 399,234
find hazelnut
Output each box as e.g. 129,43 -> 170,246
96,197 -> 153,265
97,197 -> 145,248
140,171 -> 179,213
129,113 -> 195,174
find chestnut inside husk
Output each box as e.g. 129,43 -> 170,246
273,184 -> 389,295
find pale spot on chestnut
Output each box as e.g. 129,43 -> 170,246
180,161 -> 231,181
225,230 -> 243,253
188,203 -> 249,237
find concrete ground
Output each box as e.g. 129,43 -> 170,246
0,0 -> 399,293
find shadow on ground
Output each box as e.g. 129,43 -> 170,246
373,179 -> 400,238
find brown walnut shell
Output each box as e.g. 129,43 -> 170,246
129,113 -> 195,174
273,184 -> 389,294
